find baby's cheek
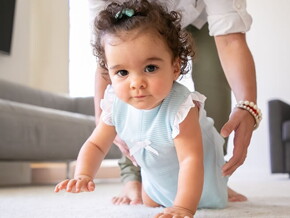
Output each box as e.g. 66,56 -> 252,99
112,85 -> 125,98
115,91 -> 129,103
153,86 -> 171,99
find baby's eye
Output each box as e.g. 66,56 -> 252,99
145,65 -> 158,73
116,70 -> 129,77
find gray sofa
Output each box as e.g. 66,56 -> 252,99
268,99 -> 290,177
0,79 -> 121,185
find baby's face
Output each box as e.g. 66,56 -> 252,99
103,29 -> 180,110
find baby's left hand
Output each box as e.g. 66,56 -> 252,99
154,206 -> 194,218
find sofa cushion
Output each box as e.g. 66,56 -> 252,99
0,99 -> 95,161
0,79 -> 76,113
75,97 -> 95,116
282,120 -> 290,142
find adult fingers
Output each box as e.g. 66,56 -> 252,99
222,115 -> 254,175
220,115 -> 237,138
223,145 -> 247,176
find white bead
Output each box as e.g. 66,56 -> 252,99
235,100 -> 263,130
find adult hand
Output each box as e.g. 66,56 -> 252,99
113,135 -> 138,166
220,108 -> 255,176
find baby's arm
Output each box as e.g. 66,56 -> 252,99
158,107 -> 203,217
54,120 -> 117,193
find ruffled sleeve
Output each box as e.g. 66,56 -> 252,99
172,91 -> 206,138
100,85 -> 115,126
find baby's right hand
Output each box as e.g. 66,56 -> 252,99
54,176 -> 95,193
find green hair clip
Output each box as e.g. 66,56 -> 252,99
115,8 -> 135,19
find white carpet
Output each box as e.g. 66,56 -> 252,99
1,173 -> 290,218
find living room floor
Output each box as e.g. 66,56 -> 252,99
1,161 -> 290,218
0,173 -> 290,218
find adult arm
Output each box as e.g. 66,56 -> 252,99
214,32 -> 257,176
94,65 -> 110,125
204,0 -> 257,176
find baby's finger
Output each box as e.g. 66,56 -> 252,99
154,213 -> 174,218
66,179 -> 77,192
75,179 -> 85,193
54,179 -> 69,192
87,180 -> 95,192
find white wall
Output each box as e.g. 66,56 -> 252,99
0,0 -> 30,85
0,0 -> 69,94
226,0 -> 290,175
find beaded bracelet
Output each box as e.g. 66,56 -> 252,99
235,100 -> 262,130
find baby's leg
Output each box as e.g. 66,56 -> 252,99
142,188 -> 160,207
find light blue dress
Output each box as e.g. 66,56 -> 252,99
101,82 -> 228,208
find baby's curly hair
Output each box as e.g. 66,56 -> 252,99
92,0 -> 195,76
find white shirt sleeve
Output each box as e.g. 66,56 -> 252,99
87,0 -> 252,36
88,0 -> 107,25
204,0 -> 252,36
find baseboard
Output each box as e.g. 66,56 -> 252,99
31,159 -> 120,185
0,162 -> 31,186
31,162 -> 68,185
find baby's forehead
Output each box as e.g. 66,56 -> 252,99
103,27 -> 164,46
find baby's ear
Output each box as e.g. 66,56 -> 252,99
173,58 -> 181,80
